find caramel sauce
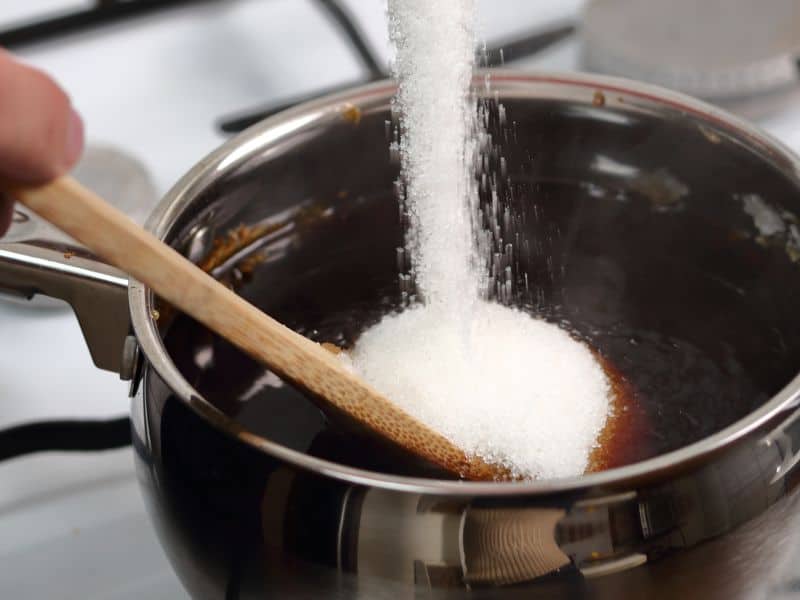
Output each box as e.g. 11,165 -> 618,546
587,354 -> 649,473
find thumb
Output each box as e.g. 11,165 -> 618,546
0,48 -> 83,184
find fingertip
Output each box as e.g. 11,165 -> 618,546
0,54 -> 84,183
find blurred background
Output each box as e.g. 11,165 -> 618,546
0,1 -> 799,597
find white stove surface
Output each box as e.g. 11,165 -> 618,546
1,1 -> 799,598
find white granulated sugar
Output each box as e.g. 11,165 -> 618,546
350,303 -> 610,480
353,0 -> 613,479
388,0 -> 480,311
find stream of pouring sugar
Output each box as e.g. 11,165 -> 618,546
347,0 -> 611,480
388,0 -> 482,316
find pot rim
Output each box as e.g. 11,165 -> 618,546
129,70 -> 800,495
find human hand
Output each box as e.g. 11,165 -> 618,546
0,48 -> 84,235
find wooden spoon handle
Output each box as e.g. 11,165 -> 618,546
9,176 -> 503,481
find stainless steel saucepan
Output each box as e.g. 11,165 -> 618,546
2,71 -> 800,599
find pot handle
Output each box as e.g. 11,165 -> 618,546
0,206 -> 130,374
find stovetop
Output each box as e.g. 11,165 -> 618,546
1,1 -> 800,598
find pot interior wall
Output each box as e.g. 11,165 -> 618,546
162,94 -> 800,479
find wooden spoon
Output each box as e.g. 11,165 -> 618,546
8,176 -> 507,481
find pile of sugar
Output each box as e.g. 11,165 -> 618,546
349,303 -> 610,479
345,0 -> 611,480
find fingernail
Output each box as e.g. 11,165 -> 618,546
64,108 -> 84,168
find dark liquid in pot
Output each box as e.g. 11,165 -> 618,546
163,179 -> 798,480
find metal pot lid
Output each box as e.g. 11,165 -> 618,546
582,0 -> 800,101
1,144 -> 156,311
6,144 -> 157,248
